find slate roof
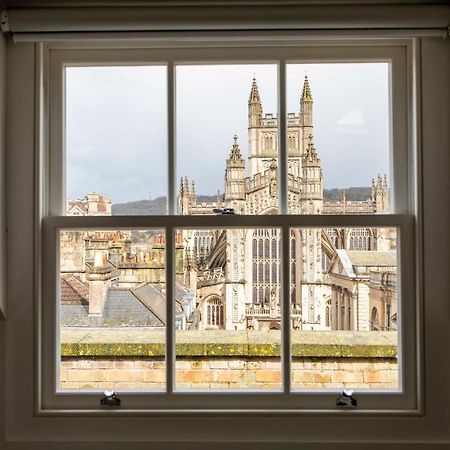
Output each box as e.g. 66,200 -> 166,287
330,250 -> 397,278
346,251 -> 397,267
61,274 -> 89,305
60,276 -> 188,328
131,282 -> 185,324
60,290 -> 164,328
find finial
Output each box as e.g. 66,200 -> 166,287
228,134 -> 243,162
249,76 -> 262,104
301,74 -> 313,101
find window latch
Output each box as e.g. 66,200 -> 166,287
101,390 -> 121,407
336,389 -> 357,408
213,207 -> 235,215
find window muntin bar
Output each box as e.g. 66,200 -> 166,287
281,224 -> 291,393
278,61 -> 288,215
167,62 -> 176,216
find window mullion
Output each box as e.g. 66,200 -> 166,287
166,61 -> 176,393
282,225 -> 291,394
278,60 -> 288,215
165,225 -> 175,394
167,61 -> 176,216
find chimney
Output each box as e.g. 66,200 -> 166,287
88,250 -> 111,316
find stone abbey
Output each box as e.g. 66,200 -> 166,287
62,76 -> 396,335
178,76 -> 395,332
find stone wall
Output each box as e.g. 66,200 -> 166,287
60,329 -> 398,390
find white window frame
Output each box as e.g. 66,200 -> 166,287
37,38 -> 419,414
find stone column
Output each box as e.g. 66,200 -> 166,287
351,286 -> 358,331
342,290 -> 348,330
357,283 -> 370,331
337,287 -> 342,330
331,286 -> 337,330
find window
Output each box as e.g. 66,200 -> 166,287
40,39 -> 417,413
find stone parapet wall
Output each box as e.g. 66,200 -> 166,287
61,357 -> 397,390
60,329 -> 398,390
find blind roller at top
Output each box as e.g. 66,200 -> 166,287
4,4 -> 450,34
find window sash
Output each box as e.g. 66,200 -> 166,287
42,214 -> 415,412
40,40 -> 418,413
47,43 -> 409,216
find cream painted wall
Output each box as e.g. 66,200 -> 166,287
0,32 -> 6,319
0,30 -> 6,449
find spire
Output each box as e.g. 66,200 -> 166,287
248,77 -> 263,127
225,135 -> 245,203
227,134 -> 244,164
190,180 -> 197,204
179,177 -> 184,196
300,75 -> 313,129
249,76 -> 262,104
301,75 -> 313,102
304,139 -> 320,165
377,174 -> 383,190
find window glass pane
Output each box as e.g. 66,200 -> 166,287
59,229 -> 166,391
176,65 -> 279,215
290,227 -> 399,391
65,66 -> 167,216
175,228 -> 282,390
286,63 -> 391,214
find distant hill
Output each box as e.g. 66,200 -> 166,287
323,187 -> 372,202
112,197 -> 168,215
112,195 -> 217,215
112,188 -> 372,215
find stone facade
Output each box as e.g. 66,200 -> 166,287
327,250 -> 397,331
59,77 -> 395,334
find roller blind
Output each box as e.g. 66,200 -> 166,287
2,3 -> 449,35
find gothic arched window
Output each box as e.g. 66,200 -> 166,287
207,298 -> 224,327
252,228 -> 280,306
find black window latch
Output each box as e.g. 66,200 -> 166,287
101,390 -> 121,407
213,207 -> 235,214
336,389 -> 357,408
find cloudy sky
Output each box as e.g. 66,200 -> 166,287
66,63 -> 390,205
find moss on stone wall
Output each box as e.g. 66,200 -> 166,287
60,330 -> 397,358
